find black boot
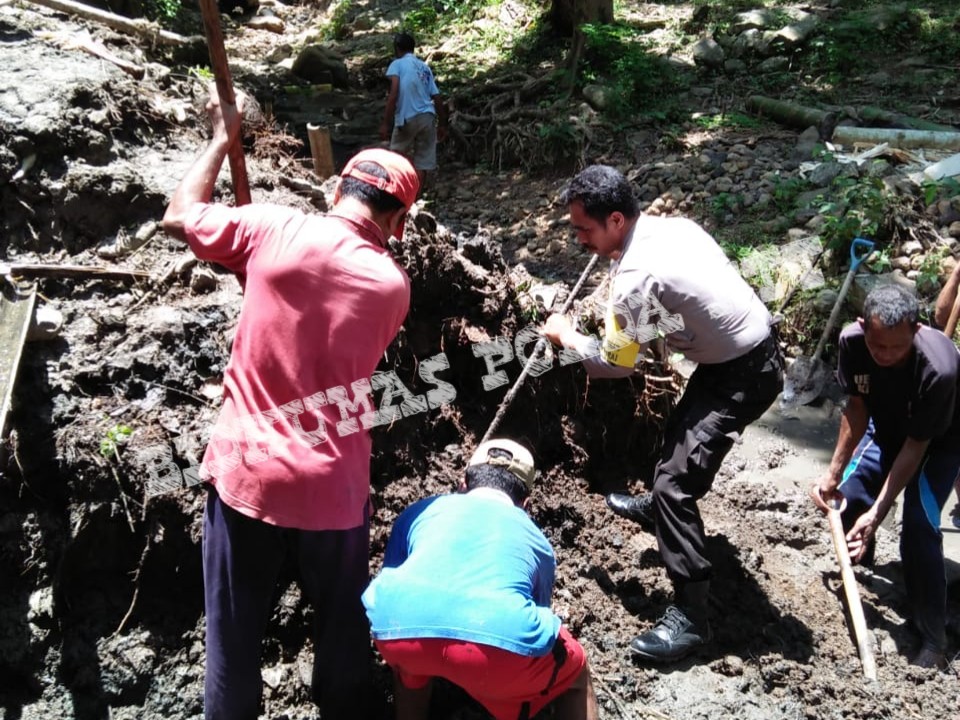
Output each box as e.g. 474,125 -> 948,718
629,582 -> 712,663
605,493 -> 655,530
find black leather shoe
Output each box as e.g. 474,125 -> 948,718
629,605 -> 712,663
912,647 -> 947,670
606,493 -> 655,529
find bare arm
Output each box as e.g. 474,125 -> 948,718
810,395 -> 869,511
542,314 -> 634,380
933,261 -> 960,329
845,436 -> 929,561
380,76 -> 399,141
162,86 -> 244,243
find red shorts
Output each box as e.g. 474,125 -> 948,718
375,627 -> 586,720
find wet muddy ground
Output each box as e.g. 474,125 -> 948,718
2,2 -> 960,719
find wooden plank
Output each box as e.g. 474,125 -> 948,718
0,285 -> 36,441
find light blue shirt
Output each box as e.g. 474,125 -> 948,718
362,491 -> 561,656
386,53 -> 440,127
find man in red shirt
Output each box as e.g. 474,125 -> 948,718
163,86 -> 419,719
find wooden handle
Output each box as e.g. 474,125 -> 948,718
828,508 -> 878,680
197,0 -> 251,206
945,292 -> 960,339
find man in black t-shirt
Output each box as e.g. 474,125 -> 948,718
810,283 -> 960,670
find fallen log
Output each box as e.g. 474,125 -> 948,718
0,262 -> 151,281
858,106 -> 955,133
37,29 -> 144,79
747,95 -> 837,137
832,126 -> 960,151
26,0 -> 200,47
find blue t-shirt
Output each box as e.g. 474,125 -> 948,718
362,492 -> 561,656
386,53 -> 440,127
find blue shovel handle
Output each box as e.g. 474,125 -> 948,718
850,237 -> 875,271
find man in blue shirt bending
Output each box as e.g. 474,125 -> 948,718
363,439 -> 598,720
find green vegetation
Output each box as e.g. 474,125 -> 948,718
693,112 -> 762,131
917,248 -> 949,294
100,424 -> 133,459
188,66 -> 214,82
817,175 -> 887,252
579,22 -> 685,120
147,0 -> 181,21
922,176 -> 960,206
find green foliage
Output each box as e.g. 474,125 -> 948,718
405,0 -> 498,38
866,247 -> 892,273
917,248 -> 948,294
914,7 -> 960,64
817,176 -> 886,252
771,176 -> 810,212
711,192 -> 744,222
100,424 -> 133,459
536,119 -> 581,168
693,112 -> 761,131
804,6 -> 922,79
922,176 -> 960,206
719,239 -> 754,262
147,0 -> 181,21
188,66 -> 214,82
321,0 -> 355,41
579,22 -> 683,120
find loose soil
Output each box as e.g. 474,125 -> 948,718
1,1 -> 959,719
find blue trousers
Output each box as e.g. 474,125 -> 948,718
839,425 -> 960,652
203,487 -> 371,720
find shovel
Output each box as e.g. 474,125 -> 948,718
780,237 -> 874,408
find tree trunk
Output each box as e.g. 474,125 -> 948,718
551,0 -> 613,36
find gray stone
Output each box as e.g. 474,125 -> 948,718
732,29 -> 771,57
723,59 -> 748,74
794,126 -> 821,161
891,256 -> 912,272
758,56 -> 790,73
850,271 -> 916,313
730,9 -> 781,32
900,240 -> 923,256
291,45 -> 350,88
807,161 -> 843,187
814,289 -> 839,313
772,13 -> 819,47
582,84 -> 616,110
692,37 -> 725,68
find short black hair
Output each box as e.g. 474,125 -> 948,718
339,161 -> 405,214
558,164 -> 639,223
394,32 -> 415,54
464,448 -> 530,506
862,284 -> 919,328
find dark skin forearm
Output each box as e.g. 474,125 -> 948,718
933,262 -> 960,329
812,395 -> 869,508
162,85 -> 243,243
162,138 -> 231,242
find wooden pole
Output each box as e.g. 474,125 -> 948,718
197,0 -> 251,206
480,253 -> 599,445
828,508 -> 878,680
307,124 -> 335,180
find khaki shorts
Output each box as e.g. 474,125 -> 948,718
390,112 -> 437,171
